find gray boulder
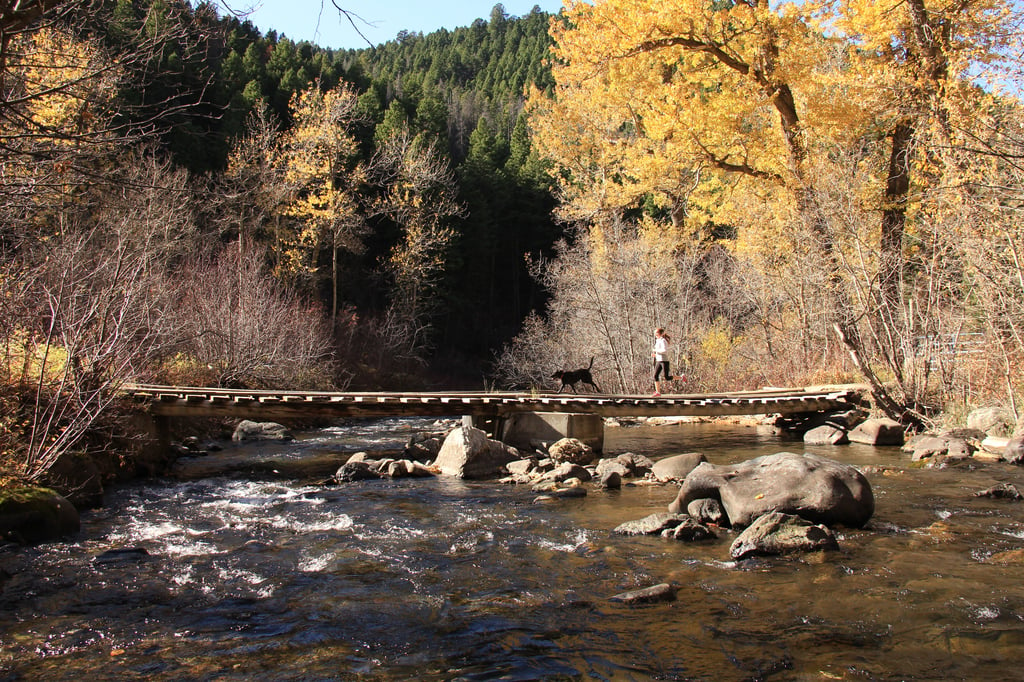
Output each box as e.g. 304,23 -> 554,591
232,420 -> 293,442
434,426 -> 520,479
667,452 -> 874,529
650,452 -> 707,482
729,511 -> 839,560
848,418 -> 904,446
967,407 -> 1015,437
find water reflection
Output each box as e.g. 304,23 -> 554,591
2,419 -> 1024,680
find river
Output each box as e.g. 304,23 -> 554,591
3,418 -> 1024,680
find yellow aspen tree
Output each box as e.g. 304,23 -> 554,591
275,83 -> 367,324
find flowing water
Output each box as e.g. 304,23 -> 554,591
4,418 -> 1024,681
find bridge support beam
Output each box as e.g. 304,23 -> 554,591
497,412 -> 604,454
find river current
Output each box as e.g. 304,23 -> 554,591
4,418 -> 1024,680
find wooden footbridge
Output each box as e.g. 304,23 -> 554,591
126,383 -> 864,444
126,384 -> 863,420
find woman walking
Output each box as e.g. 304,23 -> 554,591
652,327 -> 672,396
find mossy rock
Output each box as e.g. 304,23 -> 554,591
0,486 -> 79,545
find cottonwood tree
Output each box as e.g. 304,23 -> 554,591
528,0 -> 1024,421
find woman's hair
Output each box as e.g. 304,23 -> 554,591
655,327 -> 670,341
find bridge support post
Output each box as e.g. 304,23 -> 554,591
133,412 -> 172,458
498,412 -> 604,454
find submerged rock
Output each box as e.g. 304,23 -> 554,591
609,583 -> 677,604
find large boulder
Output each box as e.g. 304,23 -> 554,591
848,418 -> 905,446
667,452 -> 874,529
434,426 -> 520,479
967,407 -> 1015,438
232,420 -> 293,442
729,511 -> 839,560
0,486 -> 80,545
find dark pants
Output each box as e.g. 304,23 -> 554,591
654,360 -> 670,381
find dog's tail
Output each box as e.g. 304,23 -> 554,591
587,356 -> 594,369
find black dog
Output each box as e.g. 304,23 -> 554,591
551,357 -> 600,393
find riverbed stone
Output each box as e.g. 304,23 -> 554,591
0,486 -> 80,545
599,470 -> 622,489
535,461 -> 592,484
687,498 -> 726,525
232,419 -> 293,442
975,483 -> 1024,500
803,424 -> 848,445
661,516 -> 717,541
729,511 -> 839,560
848,418 -> 904,446
613,512 -> 690,536
910,435 -> 976,462
434,426 -> 520,479
651,452 -> 707,481
667,451 -> 875,529
335,460 -> 382,482
548,438 -> 595,466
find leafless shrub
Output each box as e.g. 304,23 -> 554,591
166,247 -> 336,389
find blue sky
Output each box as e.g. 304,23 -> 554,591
232,0 -> 565,50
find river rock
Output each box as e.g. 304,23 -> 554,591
596,452 -> 654,478
910,435 -> 976,462
803,424 -> 848,445
548,438 -> 595,466
536,462 -> 592,484
667,452 -> 874,529
729,511 -> 839,560
232,419 -> 293,442
0,486 -> 80,545
848,418 -> 904,446
975,483 -> 1024,500
335,460 -> 382,482
661,515 -> 717,541
1005,432 -> 1024,465
599,470 -> 622,489
434,426 -> 520,479
687,498 -> 726,525
967,407 -> 1015,437
613,512 -> 689,536
651,452 -> 706,481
